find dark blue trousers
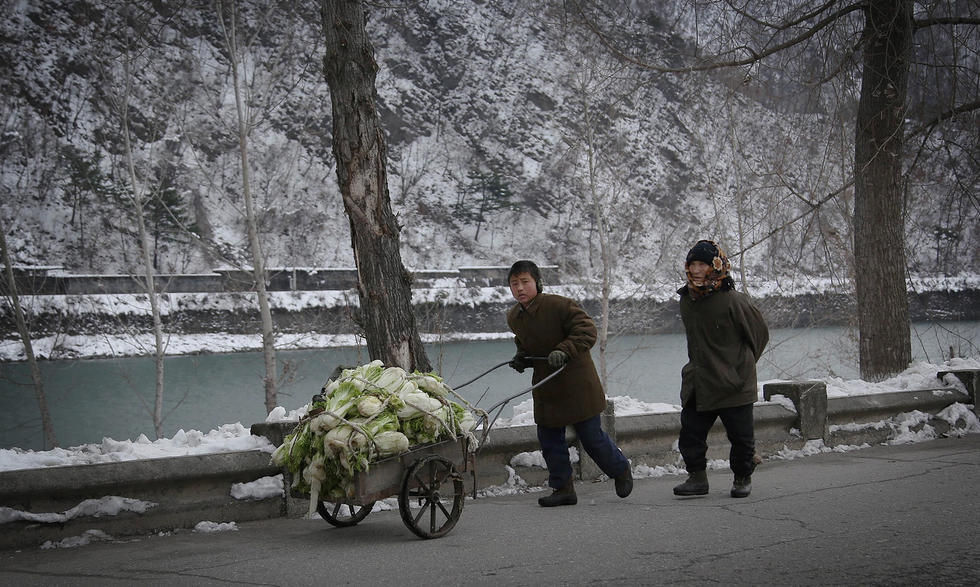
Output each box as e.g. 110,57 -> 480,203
537,415 -> 630,489
678,399 -> 756,477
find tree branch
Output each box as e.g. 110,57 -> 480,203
914,16 -> 980,31
724,0 -> 840,32
570,0 -> 867,74
733,178 -> 854,257
906,100 -> 980,141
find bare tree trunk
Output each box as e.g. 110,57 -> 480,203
0,226 -> 57,449
854,0 -> 913,380
126,163 -> 167,437
218,0 -> 278,412
585,116 -> 610,389
113,48 -> 168,438
320,0 -> 431,372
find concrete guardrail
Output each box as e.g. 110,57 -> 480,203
1,369 -> 977,551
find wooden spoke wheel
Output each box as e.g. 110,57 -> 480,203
316,500 -> 375,527
398,455 -> 465,539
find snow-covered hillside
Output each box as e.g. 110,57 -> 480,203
1,0 -> 975,288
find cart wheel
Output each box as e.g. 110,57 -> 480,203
316,501 -> 374,527
398,455 -> 465,539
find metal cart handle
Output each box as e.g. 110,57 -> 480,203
451,360 -> 512,392
474,357 -> 566,446
452,355 -> 560,393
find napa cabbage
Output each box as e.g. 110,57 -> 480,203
270,360 -> 477,502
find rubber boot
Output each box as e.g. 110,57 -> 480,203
673,470 -> 709,496
538,481 -> 577,507
731,475 -> 752,498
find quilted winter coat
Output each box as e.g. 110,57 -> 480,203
678,286 -> 769,411
506,293 -> 606,427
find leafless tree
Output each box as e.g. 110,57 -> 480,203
0,36 -> 63,449
88,5 -> 175,438
320,0 -> 431,372
552,20 -> 679,391
566,58 -> 635,388
215,0 -> 281,412
115,56 -> 168,438
0,222 -> 57,449
568,0 -> 980,380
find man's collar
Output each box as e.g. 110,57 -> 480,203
518,294 -> 540,315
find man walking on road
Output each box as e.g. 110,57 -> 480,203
672,240 -> 769,498
505,259 -> 633,507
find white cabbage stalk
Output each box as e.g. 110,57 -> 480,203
303,453 -> 327,518
310,412 -> 339,434
395,380 -> 419,398
360,360 -> 385,381
423,406 -> 451,436
356,395 -> 383,417
325,425 -> 358,453
345,418 -> 375,451
340,359 -> 384,383
397,391 -> 442,419
458,410 -> 476,432
315,381 -> 363,430
413,374 -> 450,397
458,410 -> 479,451
373,430 -> 410,458
373,366 -> 407,392
270,432 -> 296,468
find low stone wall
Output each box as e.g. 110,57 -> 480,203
1,369 -> 977,551
5,265 -> 558,295
5,289 -> 979,342
0,451 -> 280,551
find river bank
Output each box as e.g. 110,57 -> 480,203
2,280 -> 978,362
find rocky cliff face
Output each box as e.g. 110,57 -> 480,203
1,0 -> 975,288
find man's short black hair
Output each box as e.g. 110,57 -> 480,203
508,260 -> 543,293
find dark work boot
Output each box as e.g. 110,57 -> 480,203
731,475 -> 752,498
614,467 -> 633,498
538,482 -> 577,507
673,470 -> 709,496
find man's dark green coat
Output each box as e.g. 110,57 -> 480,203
678,287 -> 769,411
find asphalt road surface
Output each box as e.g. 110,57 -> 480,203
3,434 -> 979,586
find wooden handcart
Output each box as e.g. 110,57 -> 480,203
301,358 -> 562,539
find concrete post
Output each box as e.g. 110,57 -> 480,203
937,369 -> 980,418
763,381 -> 828,441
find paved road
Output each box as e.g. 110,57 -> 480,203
2,434 -> 979,586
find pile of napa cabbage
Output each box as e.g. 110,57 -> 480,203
271,360 -> 480,512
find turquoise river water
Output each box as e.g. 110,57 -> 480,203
1,321 -> 977,450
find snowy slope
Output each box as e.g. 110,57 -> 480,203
1,0 -> 975,288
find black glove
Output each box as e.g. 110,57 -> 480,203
509,352 -> 530,373
548,350 -> 569,368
